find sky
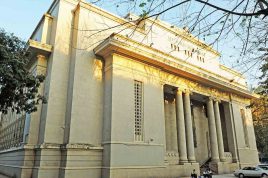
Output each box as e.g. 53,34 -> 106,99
0,0 -> 261,87
0,0 -> 53,41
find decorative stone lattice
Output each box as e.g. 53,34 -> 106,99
134,80 -> 143,142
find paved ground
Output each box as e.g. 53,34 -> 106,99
213,174 -> 235,178
187,174 -> 235,178
186,174 -> 235,178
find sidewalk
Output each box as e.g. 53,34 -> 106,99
213,174 -> 235,177
187,174 -> 235,178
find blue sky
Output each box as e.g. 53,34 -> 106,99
0,0 -> 53,40
0,0 -> 260,86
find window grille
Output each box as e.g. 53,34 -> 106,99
134,80 -> 144,141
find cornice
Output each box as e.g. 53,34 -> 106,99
94,34 -> 255,99
220,65 -> 244,78
96,34 -> 244,87
30,13 -> 54,40
69,0 -> 219,56
27,39 -> 53,54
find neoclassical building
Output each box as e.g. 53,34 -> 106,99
0,0 -> 259,178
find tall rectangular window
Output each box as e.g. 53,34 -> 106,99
240,109 -> 249,147
134,80 -> 144,141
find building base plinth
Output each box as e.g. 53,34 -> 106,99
209,162 -> 239,174
102,163 -> 200,178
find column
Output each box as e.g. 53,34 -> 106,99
183,90 -> 196,163
214,100 -> 226,162
207,97 -> 220,162
175,89 -> 188,163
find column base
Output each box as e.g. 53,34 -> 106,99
211,158 -> 220,163
188,157 -> 196,163
179,160 -> 188,164
209,162 -> 239,174
179,156 -> 188,164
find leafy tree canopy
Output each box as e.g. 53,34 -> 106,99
0,29 -> 45,114
251,87 -> 268,158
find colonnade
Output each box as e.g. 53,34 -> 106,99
165,89 -> 226,164
207,98 -> 226,162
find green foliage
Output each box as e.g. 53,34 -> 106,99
255,123 -> 268,157
0,29 -> 45,114
252,93 -> 268,157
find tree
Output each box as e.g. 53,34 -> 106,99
251,87 -> 268,158
259,49 -> 268,95
89,0 -> 268,88
0,29 -> 45,114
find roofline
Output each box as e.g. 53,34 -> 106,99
94,34 -> 256,99
77,0 -> 220,56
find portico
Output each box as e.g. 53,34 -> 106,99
163,84 -> 235,166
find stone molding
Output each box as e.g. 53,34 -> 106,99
33,143 -> 103,150
61,143 -> 103,150
102,141 -> 163,146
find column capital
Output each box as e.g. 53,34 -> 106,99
176,88 -> 185,94
207,96 -> 214,102
207,96 -> 220,102
184,89 -> 193,95
214,98 -> 221,103
159,81 -> 166,86
37,54 -> 46,60
36,54 -> 47,75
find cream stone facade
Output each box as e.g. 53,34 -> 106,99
0,0 -> 259,178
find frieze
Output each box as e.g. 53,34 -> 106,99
230,93 -> 250,105
111,53 -> 248,102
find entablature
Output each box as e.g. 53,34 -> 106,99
94,34 -> 255,99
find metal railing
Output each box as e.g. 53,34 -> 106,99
0,115 -> 26,150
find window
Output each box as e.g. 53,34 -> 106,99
170,43 -> 180,51
197,56 -> 205,63
134,80 -> 144,141
240,109 -> 249,147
